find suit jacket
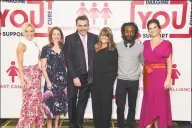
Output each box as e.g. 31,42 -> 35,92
64,31 -> 98,84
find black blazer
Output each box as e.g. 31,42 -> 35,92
64,31 -> 98,84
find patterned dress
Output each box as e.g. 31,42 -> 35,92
17,38 -> 44,128
139,40 -> 173,128
41,45 -> 68,119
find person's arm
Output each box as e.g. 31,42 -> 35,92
34,42 -> 41,70
64,36 -> 81,87
114,48 -> 118,76
41,58 -> 52,90
166,53 -> 172,79
139,44 -> 144,66
16,43 -> 26,88
164,42 -> 173,89
40,46 -> 52,90
41,58 -> 49,82
164,53 -> 172,89
64,36 -> 77,79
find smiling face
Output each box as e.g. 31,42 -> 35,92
52,29 -> 61,44
76,20 -> 89,36
123,25 -> 136,42
100,35 -> 109,44
148,23 -> 161,37
24,25 -> 35,41
99,28 -> 112,45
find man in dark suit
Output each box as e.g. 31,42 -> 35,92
64,15 -> 98,128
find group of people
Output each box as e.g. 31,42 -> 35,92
16,15 -> 173,128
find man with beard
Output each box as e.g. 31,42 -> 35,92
115,22 -> 144,128
64,15 -> 98,128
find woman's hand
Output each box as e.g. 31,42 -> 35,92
164,78 -> 172,90
47,81 -> 52,90
20,79 -> 25,89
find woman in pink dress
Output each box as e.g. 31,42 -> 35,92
139,19 -> 173,128
16,22 -> 44,128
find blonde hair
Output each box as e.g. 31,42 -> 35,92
95,27 -> 116,52
21,22 -> 35,36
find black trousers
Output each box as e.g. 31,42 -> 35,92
115,79 -> 139,128
91,73 -> 116,128
67,77 -> 90,128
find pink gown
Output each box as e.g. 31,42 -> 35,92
139,40 -> 173,128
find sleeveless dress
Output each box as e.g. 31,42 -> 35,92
17,38 -> 44,128
139,40 -> 173,128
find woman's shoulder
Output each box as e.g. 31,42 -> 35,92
19,38 -> 28,47
113,47 -> 118,52
17,42 -> 26,51
42,44 -> 51,50
163,39 -> 171,44
108,47 -> 118,55
18,41 -> 26,47
143,40 -> 150,44
161,40 -> 172,48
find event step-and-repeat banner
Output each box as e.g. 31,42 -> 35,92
1,0 -> 191,121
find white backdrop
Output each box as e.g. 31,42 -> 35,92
0,0 -> 191,121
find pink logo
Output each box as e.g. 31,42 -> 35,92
171,64 -> 181,85
77,2 -> 112,25
6,61 -> 19,83
89,2 -> 100,25
76,2 -> 89,16
100,3 -> 112,25
0,0 -> 53,37
130,0 -> 192,38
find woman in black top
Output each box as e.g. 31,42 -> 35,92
91,27 -> 118,128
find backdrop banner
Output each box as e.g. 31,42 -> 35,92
1,0 -> 191,121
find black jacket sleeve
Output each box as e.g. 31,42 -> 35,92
64,36 -> 77,79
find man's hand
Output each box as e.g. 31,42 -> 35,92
73,77 -> 81,87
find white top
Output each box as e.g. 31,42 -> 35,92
20,38 -> 40,66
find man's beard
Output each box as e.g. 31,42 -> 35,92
122,35 -> 136,42
122,35 -> 137,48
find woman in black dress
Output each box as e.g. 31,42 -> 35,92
41,27 -> 68,128
91,27 -> 118,128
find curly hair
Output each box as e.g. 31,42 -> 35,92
121,22 -> 139,39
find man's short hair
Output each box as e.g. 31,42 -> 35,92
76,15 -> 89,25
